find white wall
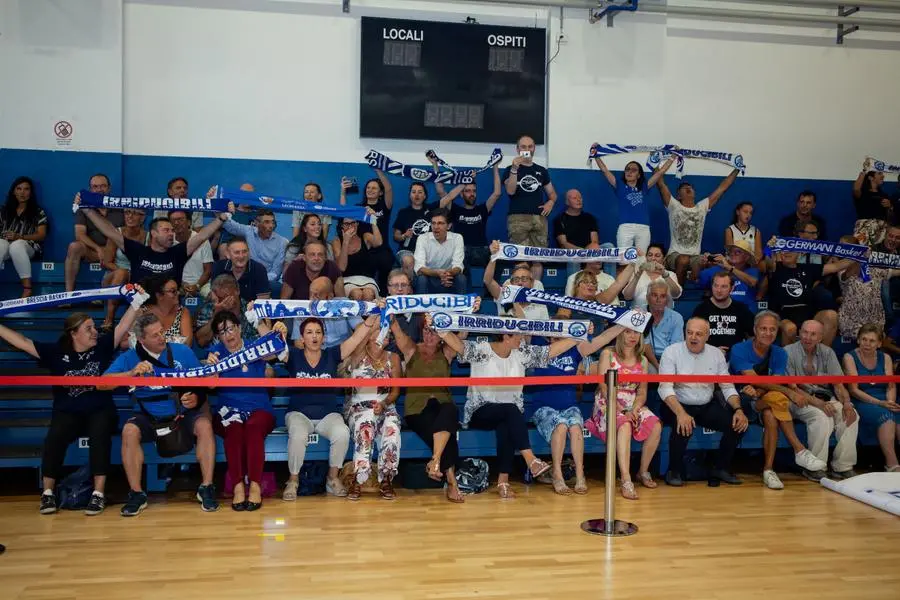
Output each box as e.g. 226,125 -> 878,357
0,0 -> 123,152
5,0 -> 900,180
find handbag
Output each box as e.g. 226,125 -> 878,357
133,344 -> 196,458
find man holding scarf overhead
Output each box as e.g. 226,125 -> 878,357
503,135 -> 557,281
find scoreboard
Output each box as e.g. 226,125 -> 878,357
359,16 -> 547,144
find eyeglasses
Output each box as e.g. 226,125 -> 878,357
161,288 -> 179,296
216,325 -> 238,336
388,282 -> 410,290
511,276 -> 533,284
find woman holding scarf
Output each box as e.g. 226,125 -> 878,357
340,170 -> 394,292
0,284 -> 147,515
853,162 -> 896,245
205,312 -> 283,511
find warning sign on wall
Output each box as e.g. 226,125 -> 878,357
54,120 -> 74,148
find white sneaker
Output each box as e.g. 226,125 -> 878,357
326,477 -> 348,497
794,449 -> 827,472
762,470 -> 784,490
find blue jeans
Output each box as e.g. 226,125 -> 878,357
415,273 -> 467,295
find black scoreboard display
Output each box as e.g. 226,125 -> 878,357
359,16 -> 547,144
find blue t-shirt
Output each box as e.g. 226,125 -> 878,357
616,182 -> 650,226
104,342 -> 202,418
531,344 -> 582,411
698,266 -> 760,306
729,340 -> 787,376
208,341 -> 273,414
285,346 -> 342,419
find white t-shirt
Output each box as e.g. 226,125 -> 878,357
459,339 -> 550,425
728,224 -> 758,249
180,231 -> 213,286
667,197 -> 710,257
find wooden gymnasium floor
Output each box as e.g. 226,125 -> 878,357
1,473 -> 898,600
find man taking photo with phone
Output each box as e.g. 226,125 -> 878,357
503,135 -> 557,281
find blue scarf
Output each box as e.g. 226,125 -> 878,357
767,236 -> 872,281
865,156 -> 900,174
364,148 -> 503,185
589,143 -> 746,178
0,285 -> 144,316
869,250 -> 900,269
251,299 -> 378,320
431,312 -> 591,340
378,293 -> 479,344
500,285 -> 649,333
213,186 -> 375,224
155,332 -> 286,378
491,243 -> 639,264
76,190 -> 220,214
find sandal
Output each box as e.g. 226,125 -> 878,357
638,472 -> 658,489
446,486 -> 465,504
887,465 -> 900,473
426,458 -> 442,481
528,458 -> 551,479
620,481 -> 638,500
552,478 -> 573,496
497,482 -> 515,500
282,479 -> 298,502
573,478 -> 588,495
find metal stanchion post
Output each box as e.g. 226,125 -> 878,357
581,368 -> 638,536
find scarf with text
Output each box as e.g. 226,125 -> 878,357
766,236 -> 871,281
589,144 -> 746,178
0,284 -> 146,316
155,332 -> 286,378
864,156 -> 900,174
500,285 -> 649,333
377,293 -> 479,345
250,299 -> 379,320
431,312 -> 591,340
491,243 -> 640,264
364,148 -> 503,185
213,186 -> 375,224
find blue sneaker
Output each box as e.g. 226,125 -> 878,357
196,484 -> 219,512
120,490 -> 148,517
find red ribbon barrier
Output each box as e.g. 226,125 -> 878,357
3,374 -> 899,388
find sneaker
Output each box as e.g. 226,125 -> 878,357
196,484 -> 219,512
121,490 -> 148,517
39,491 -> 57,515
801,469 -> 826,482
709,469 -> 743,485
326,477 -> 348,497
830,469 -> 856,481
664,471 -> 684,487
794,449 -> 827,472
347,480 -> 362,501
84,492 -> 106,516
762,470 -> 784,490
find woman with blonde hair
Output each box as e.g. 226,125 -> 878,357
588,328 -> 661,500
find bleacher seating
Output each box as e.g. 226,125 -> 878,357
0,261 -> 883,492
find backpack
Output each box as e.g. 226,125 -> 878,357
298,462 -> 328,496
57,465 -> 93,510
455,458 -> 489,494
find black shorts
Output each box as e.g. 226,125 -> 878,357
126,409 -> 205,443
779,306 -> 815,326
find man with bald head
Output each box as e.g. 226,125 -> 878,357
553,188 -> 599,277
784,319 -> 859,480
659,317 -> 748,487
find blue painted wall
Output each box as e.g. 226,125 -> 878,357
1,148 -> 868,261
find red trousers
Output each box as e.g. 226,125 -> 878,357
214,410 -> 275,487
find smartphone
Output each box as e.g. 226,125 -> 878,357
519,150 -> 532,158
345,177 -> 359,195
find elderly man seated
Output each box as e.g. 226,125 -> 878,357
643,279 -> 684,370
659,317 -> 749,487
784,320 -> 859,480
729,310 -> 828,490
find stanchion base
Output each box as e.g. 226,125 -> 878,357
580,519 -> 638,536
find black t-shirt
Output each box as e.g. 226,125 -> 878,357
358,197 -> 391,244
211,259 -> 270,301
692,299 -> 754,351
393,202 -> 437,253
123,237 -> 189,286
34,333 -> 116,413
768,262 -> 825,312
854,188 -> 894,222
553,211 -> 598,248
450,203 -> 491,247
503,163 -> 551,215
778,213 -> 828,240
